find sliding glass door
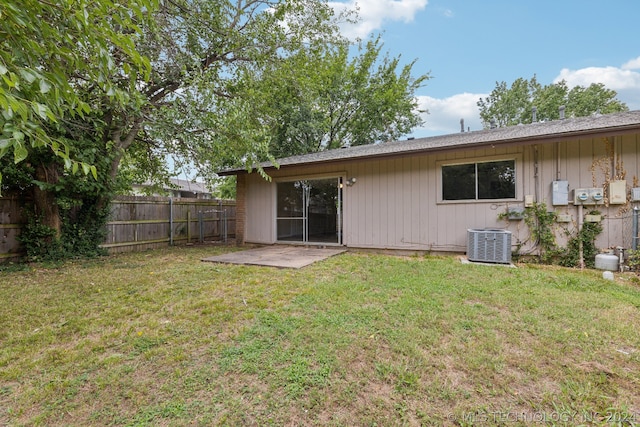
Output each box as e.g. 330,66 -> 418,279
276,177 -> 342,244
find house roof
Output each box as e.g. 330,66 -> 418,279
219,110 -> 640,176
133,178 -> 212,194
169,178 -> 211,194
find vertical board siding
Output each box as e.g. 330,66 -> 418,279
245,174 -> 274,244
410,156 -> 421,247
240,130 -> 640,254
356,161 -> 367,245
404,158 -> 414,247
367,160 -> 379,246
378,159 -> 389,247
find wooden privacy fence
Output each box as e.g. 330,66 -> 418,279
0,196 -> 236,260
0,196 -> 25,261
104,196 -> 236,253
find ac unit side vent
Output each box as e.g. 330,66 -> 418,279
467,229 -> 512,264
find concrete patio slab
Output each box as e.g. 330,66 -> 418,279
202,245 -> 347,269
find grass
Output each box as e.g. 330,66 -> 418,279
1,245 -> 639,426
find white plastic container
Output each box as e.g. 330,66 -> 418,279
595,253 -> 619,271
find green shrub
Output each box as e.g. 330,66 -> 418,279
500,203 -> 603,267
18,199 -> 109,262
558,211 -> 603,268
17,214 -> 62,262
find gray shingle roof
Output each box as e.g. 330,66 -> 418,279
219,110 -> 640,175
169,178 -> 211,194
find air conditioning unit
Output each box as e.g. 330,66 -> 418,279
467,229 -> 512,264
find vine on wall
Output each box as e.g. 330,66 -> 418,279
498,137 -> 640,267
559,210 -> 603,268
498,202 -> 561,264
591,137 -> 638,214
500,203 -> 602,266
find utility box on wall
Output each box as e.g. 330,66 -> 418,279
609,180 -> 626,205
585,214 -> 602,223
572,188 -> 604,205
552,180 -> 569,206
506,206 -> 525,220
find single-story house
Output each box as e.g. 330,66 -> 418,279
219,110 -> 640,257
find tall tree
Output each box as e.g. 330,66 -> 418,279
0,0 -> 152,180
477,76 -> 628,128
1,0 -> 154,238
249,35 -> 430,158
2,0 -> 345,258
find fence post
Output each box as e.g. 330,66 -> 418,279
223,207 -> 227,243
218,199 -> 222,241
187,210 -> 191,244
169,197 -> 174,246
198,211 -> 204,243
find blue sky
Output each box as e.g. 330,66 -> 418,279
329,0 -> 640,137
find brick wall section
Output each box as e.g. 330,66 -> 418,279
235,173 -> 246,245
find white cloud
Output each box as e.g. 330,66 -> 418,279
413,92 -> 486,137
622,56 -> 640,70
554,61 -> 640,110
439,8 -> 454,18
329,0 -> 428,40
412,56 -> 640,138
555,66 -> 640,90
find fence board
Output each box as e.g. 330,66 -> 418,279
0,197 -> 28,261
0,196 -> 236,260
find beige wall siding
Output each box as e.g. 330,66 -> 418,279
244,174 -> 275,244
243,132 -> 640,253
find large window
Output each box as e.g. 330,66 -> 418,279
442,159 -> 516,201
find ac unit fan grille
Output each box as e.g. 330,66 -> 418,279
467,229 -> 512,264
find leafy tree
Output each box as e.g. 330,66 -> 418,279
2,0 -> 345,258
212,176 -> 237,200
249,35 -> 429,158
1,0 -> 154,244
0,0 -> 152,182
477,77 -> 534,128
565,83 -> 627,118
477,75 -> 628,128
135,0 -> 345,182
3,0 -> 429,259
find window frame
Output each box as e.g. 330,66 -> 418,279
436,154 -> 522,204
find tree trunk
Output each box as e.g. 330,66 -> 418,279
33,162 -> 62,239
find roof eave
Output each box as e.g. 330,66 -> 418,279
217,114 -> 640,176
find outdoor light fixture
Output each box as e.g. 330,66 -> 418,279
345,177 -> 357,186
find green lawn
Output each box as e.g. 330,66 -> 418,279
1,246 -> 639,426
